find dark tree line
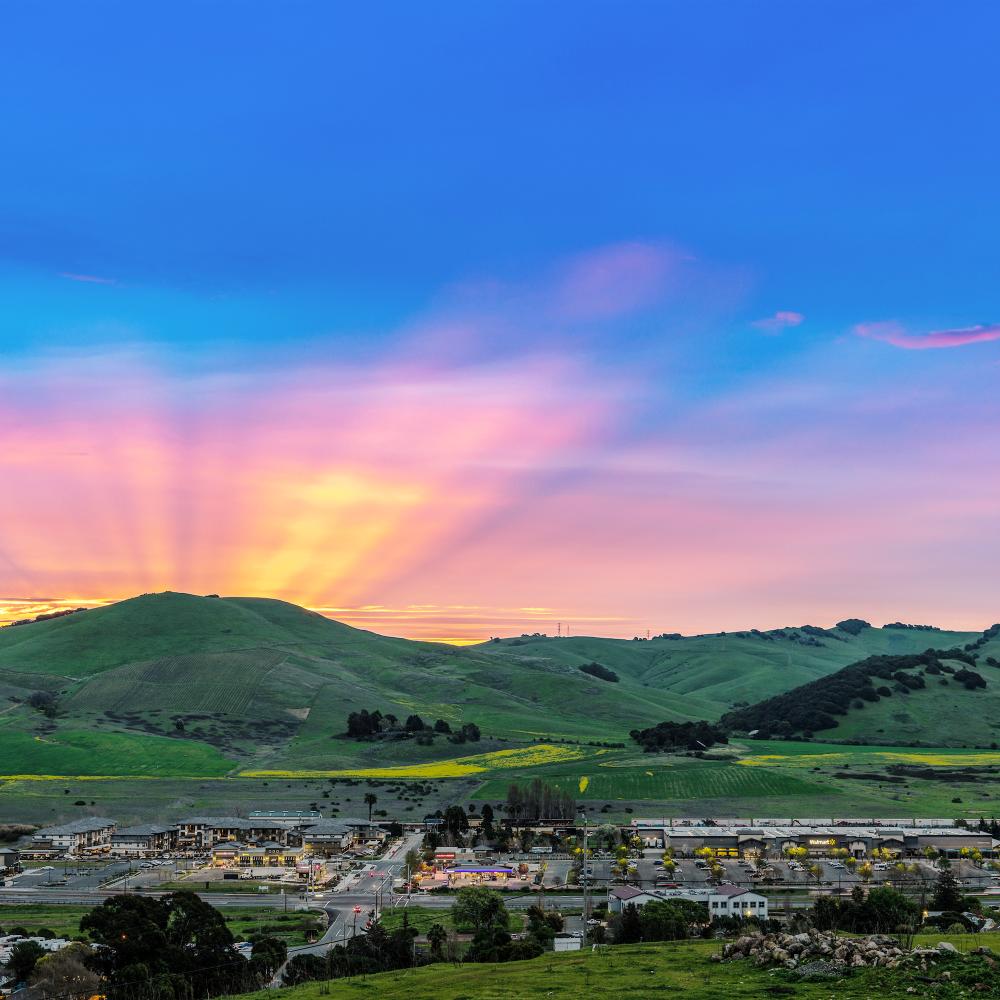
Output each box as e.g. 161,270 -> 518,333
629,720 -> 727,753
723,648 -> 987,738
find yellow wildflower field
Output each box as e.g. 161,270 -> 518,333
240,743 -> 603,779
739,749 -> 1000,769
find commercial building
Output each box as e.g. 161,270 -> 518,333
210,841 -> 304,868
608,884 -> 769,920
629,821 -> 996,859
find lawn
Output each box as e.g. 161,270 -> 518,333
233,939 -> 977,999
0,904 -> 90,938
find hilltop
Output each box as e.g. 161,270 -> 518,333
0,594 -> 986,783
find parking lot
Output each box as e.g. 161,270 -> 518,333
560,849 -> 1000,895
8,857 -> 204,891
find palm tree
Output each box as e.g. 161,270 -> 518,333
364,792 -> 377,823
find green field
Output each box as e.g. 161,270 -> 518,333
0,903 -> 323,946
473,758 -> 826,803
0,724 -> 234,776
233,938 -> 990,999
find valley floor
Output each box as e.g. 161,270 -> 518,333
5,739 -> 1000,825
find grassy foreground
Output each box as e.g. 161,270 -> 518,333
233,939 -> 977,999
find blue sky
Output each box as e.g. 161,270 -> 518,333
2,2 -> 999,639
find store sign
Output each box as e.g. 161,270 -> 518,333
808,838 -> 835,846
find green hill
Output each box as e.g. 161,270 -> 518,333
0,595 -> 987,779
481,622 -> 981,717
722,626 -> 1000,747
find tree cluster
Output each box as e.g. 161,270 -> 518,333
811,885 -> 920,933
835,619 -> 872,636
610,898 -> 708,943
26,691 -> 58,718
78,892 -> 255,1000
504,778 -> 575,823
629,720 -> 728,753
345,709 -> 480,744
578,662 -> 619,683
283,918 -> 421,984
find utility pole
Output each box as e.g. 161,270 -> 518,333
580,809 -> 589,948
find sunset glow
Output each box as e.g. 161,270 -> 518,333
3,4 -> 999,641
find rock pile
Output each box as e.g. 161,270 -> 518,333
714,930 -> 966,972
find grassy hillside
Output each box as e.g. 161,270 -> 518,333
0,595 -> 989,795
232,938 -> 992,999
482,623 -> 980,716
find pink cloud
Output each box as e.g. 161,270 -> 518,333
855,320 -> 1000,350
550,241 -> 684,320
752,310 -> 804,332
59,272 -> 116,285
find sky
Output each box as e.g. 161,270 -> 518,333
1,1 -> 999,642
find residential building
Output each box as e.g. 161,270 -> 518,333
608,884 -> 769,920
300,820 -> 353,856
0,847 -> 19,875
340,818 -> 389,842
29,818 -> 116,855
174,817 -> 291,850
247,809 -> 321,829
110,824 -> 177,857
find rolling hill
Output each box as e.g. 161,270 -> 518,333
722,625 -> 1000,747
0,594 -> 988,778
